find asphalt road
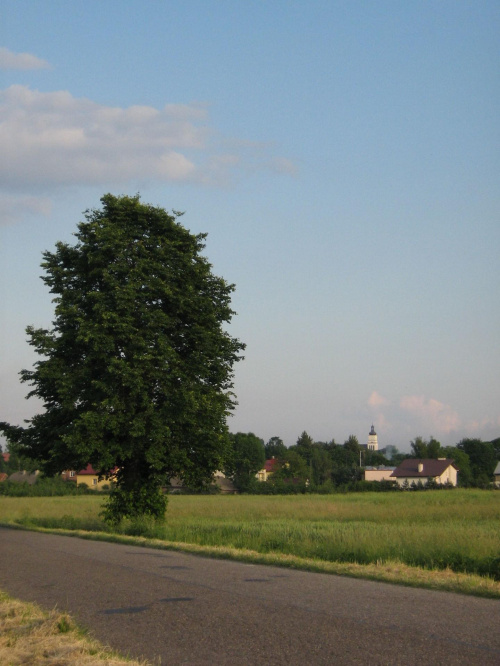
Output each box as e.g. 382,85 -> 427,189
0,528 -> 499,665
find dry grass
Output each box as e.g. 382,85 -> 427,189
0,590 -> 150,666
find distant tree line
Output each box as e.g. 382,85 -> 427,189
225,432 -> 500,493
1,432 -> 498,496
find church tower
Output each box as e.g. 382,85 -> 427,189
367,425 -> 378,451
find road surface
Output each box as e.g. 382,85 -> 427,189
0,527 -> 499,665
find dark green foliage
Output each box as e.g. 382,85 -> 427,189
0,194 -> 244,521
0,476 -> 88,497
441,446 -> 473,486
293,431 -> 315,464
264,436 -> 286,460
489,437 -> 500,459
457,438 -> 497,486
226,432 -> 266,491
410,436 -> 429,458
410,436 -> 443,459
272,448 -> 310,482
343,434 -> 360,454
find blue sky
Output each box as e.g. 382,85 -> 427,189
1,1 -> 499,451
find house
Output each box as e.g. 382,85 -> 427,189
213,470 -> 237,494
494,461 -> 500,488
364,466 -> 396,482
390,458 -> 459,487
7,470 -> 40,485
256,458 -> 279,482
61,470 -> 77,482
75,464 -> 117,489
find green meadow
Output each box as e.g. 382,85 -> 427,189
1,490 -> 499,597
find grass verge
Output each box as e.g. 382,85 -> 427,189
0,589 -> 151,665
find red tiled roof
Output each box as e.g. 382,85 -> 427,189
77,464 -> 118,475
77,464 -> 99,475
391,458 -> 458,478
265,458 -> 279,472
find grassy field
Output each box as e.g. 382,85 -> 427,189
1,490 -> 499,597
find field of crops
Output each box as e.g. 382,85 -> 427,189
1,490 -> 499,586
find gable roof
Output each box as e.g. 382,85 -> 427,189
391,458 -> 458,478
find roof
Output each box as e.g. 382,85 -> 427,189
8,471 -> 39,485
77,464 -> 99,475
265,458 -> 279,472
391,458 -> 458,478
2,452 -> 10,463
494,461 -> 500,476
77,464 -> 118,476
0,472 -> 8,482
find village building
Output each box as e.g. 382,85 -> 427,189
363,466 -> 396,482
390,458 -> 459,487
367,425 -> 378,451
256,458 -> 279,482
75,464 -> 117,489
494,461 -> 500,488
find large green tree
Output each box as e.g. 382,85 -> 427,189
0,195 -> 245,521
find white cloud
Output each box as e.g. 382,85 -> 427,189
366,390 -> 470,446
0,47 -> 50,70
399,395 -> 461,433
0,85 -> 295,195
368,390 -> 390,407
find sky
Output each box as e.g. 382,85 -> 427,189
1,1 -> 499,452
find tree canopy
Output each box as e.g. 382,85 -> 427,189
226,432 -> 265,491
0,194 -> 245,521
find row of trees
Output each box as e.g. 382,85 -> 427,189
227,432 -> 500,492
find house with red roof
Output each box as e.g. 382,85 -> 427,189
390,458 -> 459,487
256,458 -> 279,482
75,464 -> 118,489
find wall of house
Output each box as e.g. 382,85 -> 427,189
394,471 -> 457,487
364,469 -> 396,482
437,467 -> 458,486
76,474 -> 112,489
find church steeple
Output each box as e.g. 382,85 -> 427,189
367,425 -> 378,451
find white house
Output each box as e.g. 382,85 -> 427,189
390,458 -> 459,487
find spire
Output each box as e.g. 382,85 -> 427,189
369,424 -> 376,435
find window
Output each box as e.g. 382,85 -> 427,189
92,479 -> 97,486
